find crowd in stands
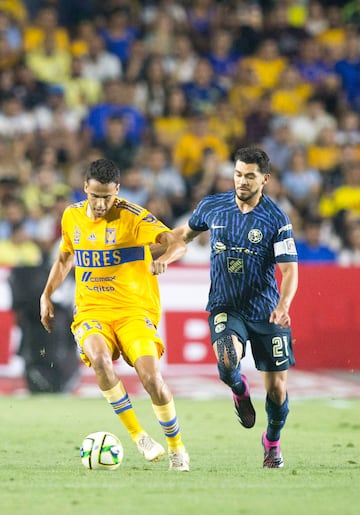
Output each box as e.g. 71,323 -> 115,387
0,0 -> 360,267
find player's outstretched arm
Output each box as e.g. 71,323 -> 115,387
150,230 -> 186,275
40,250 -> 74,333
269,261 -> 298,328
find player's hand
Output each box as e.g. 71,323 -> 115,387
150,260 -> 168,275
269,307 -> 291,328
40,295 -> 55,333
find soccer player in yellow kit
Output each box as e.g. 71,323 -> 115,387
40,158 -> 190,471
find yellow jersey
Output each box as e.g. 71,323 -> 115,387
60,198 -> 170,323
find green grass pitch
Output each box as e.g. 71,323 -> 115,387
0,395 -> 359,515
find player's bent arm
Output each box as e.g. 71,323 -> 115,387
150,230 -> 187,275
150,223 -> 202,261
40,250 -> 74,332
269,261 -> 298,327
172,222 -> 203,244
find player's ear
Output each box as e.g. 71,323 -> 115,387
263,174 -> 271,185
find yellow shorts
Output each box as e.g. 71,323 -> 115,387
71,313 -> 164,367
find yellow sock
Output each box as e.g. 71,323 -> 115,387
101,381 -> 145,442
152,398 -> 184,451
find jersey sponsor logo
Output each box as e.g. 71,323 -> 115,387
81,272 -> 116,282
227,257 -> 244,273
248,228 -> 263,243
214,241 -> 227,253
214,312 -> 227,324
211,224 -> 225,229
87,233 -> 97,241
74,247 -> 144,267
85,285 -> 115,292
74,226 -> 81,244
274,238 -> 297,257
105,228 -> 116,245
275,358 -> 289,366
215,323 -> 226,333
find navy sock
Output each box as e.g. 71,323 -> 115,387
265,393 -> 289,441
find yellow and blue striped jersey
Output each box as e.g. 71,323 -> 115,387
60,198 -> 170,322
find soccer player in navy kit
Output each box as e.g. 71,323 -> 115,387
174,147 -> 298,468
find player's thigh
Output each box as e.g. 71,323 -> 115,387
115,316 -> 164,367
71,317 -> 119,367
208,309 -> 249,360
248,321 -> 295,372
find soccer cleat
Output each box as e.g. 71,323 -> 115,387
136,435 -> 165,462
262,431 -> 284,468
233,374 -> 256,428
168,449 -> 190,471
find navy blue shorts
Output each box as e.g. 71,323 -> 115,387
208,308 -> 295,372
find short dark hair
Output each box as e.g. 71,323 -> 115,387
85,159 -> 120,184
233,147 -> 271,175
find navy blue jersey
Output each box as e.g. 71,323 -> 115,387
188,191 -> 298,320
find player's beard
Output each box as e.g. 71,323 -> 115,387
235,187 -> 260,203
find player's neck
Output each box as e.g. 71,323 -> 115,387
235,193 -> 263,213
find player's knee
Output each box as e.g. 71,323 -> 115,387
90,352 -> 113,374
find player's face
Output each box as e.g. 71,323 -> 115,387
84,179 -> 120,219
234,160 -> 269,203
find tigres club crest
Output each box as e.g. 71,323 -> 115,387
248,228 -> 263,243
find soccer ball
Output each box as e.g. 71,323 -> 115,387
80,431 -> 123,470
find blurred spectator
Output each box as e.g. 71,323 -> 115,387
334,30 -> 360,113
319,161 -> 360,220
185,0 -> 220,54
0,196 -> 38,240
241,38 -> 287,91
304,1 -> 329,37
263,2 -> 309,59
166,33 -> 199,85
0,221 -> 43,266
98,115 -> 138,171
62,55 -> 102,114
261,116 -> 294,174
81,32 -> 123,83
336,110 -> 360,146
296,216 -> 338,263
140,145 -> 187,218
84,79 -> 147,147
208,97 -> 245,149
144,11 -> 176,57
135,55 -> 170,119
99,7 -> 139,67
205,28 -> 241,88
23,4 -> 70,52
25,32 -> 71,84
34,85 -> 83,163
173,111 -> 229,184
228,60 -> 264,119
281,146 -> 322,217
337,220 -> 360,266
181,58 -> 226,115
13,62 -> 48,109
315,5 -> 346,60
242,92 -> 273,146
119,166 -> 150,206
152,86 -> 189,150
21,164 -> 70,219
270,65 -> 313,117
288,95 -> 337,146
307,126 -> 341,175
0,93 -> 36,150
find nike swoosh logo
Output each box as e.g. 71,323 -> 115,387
211,225 -> 225,229
275,359 -> 289,366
